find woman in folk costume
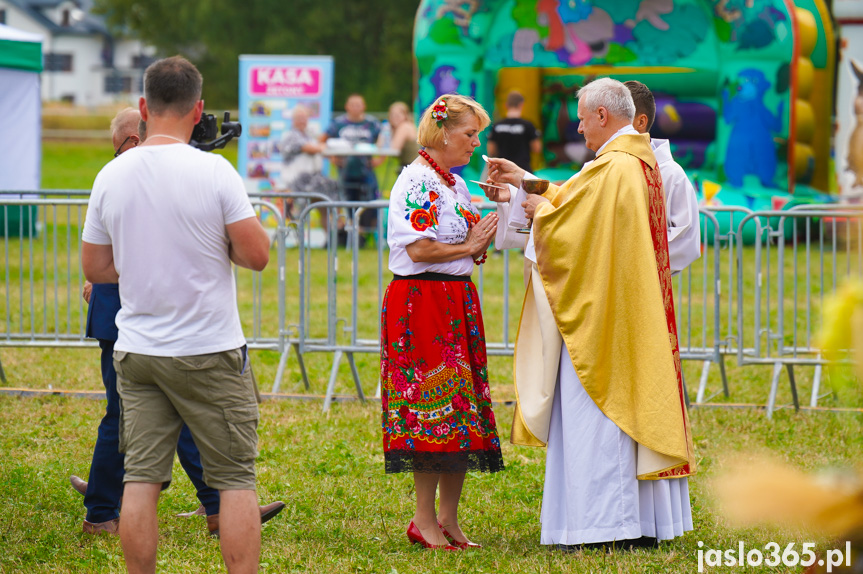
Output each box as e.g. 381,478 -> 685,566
381,94 -> 504,551
487,78 -> 695,550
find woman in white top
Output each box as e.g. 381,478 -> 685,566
381,94 -> 504,551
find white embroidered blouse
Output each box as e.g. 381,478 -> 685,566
387,163 -> 481,277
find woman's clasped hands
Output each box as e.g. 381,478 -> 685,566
465,212 -> 498,257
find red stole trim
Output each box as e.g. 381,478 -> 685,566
641,159 -> 692,478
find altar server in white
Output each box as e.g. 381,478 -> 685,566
625,80 -> 700,274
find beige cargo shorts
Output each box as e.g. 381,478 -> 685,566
114,346 -> 259,491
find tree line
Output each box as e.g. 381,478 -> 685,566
95,0 -> 421,110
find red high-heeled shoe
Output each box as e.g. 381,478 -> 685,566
406,521 -> 459,550
438,522 -> 483,549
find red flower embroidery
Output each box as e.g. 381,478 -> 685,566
452,394 -> 470,412
433,423 -> 451,437
403,407 -> 420,432
391,369 -> 408,392
441,346 -> 458,369
474,380 -> 490,401
457,204 -> 480,228
482,406 -> 496,427
410,209 -> 433,231
429,190 -> 439,202
429,203 -> 439,226
397,334 -> 409,351
404,383 -> 421,403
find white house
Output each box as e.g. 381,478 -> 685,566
0,0 -> 155,105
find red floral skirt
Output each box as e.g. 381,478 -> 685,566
380,274 -> 504,474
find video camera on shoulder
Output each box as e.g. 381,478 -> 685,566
190,111 -> 242,152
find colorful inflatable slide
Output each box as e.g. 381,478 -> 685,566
414,0 -> 836,227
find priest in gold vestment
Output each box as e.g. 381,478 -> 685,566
486,78 -> 695,549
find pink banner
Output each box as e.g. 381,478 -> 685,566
249,66 -> 321,96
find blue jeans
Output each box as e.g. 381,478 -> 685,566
83,340 -> 220,523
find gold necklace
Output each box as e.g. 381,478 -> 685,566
146,134 -> 188,145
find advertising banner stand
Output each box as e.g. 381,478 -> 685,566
238,55 -> 335,191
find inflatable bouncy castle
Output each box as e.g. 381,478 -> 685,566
414,0 -> 836,216
835,0 -> 863,198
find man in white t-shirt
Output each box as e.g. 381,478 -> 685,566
82,56 -> 270,574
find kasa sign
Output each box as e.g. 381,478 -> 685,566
250,66 -> 321,96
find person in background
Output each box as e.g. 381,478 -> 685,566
625,80 -> 701,274
280,105 -> 339,199
82,56 -> 272,573
381,101 -> 420,171
486,90 -> 542,173
381,94 -> 504,551
279,105 -> 340,229
322,94 -> 382,241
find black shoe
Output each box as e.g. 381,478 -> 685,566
555,537 -> 658,553
625,536 -> 659,549
557,541 -> 616,552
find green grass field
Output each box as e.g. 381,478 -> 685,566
0,139 -> 861,572
3,396 -> 860,573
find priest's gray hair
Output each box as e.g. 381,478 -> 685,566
577,78 -> 636,121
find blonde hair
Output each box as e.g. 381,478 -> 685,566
388,101 -> 411,125
417,94 -> 490,149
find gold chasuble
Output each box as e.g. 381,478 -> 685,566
511,133 -> 695,480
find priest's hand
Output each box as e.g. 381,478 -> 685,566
465,212 -> 498,256
522,194 -> 549,220
486,157 -> 525,188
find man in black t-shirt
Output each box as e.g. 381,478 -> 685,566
487,91 -> 542,172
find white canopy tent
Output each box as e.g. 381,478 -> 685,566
0,24 -> 42,192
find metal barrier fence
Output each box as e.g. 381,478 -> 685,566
247,190 -> 330,392
1,197 -> 90,359
675,209 -> 727,405
291,199 -> 523,409
1,191 -> 859,415
0,192 -> 291,387
734,206 -> 863,417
